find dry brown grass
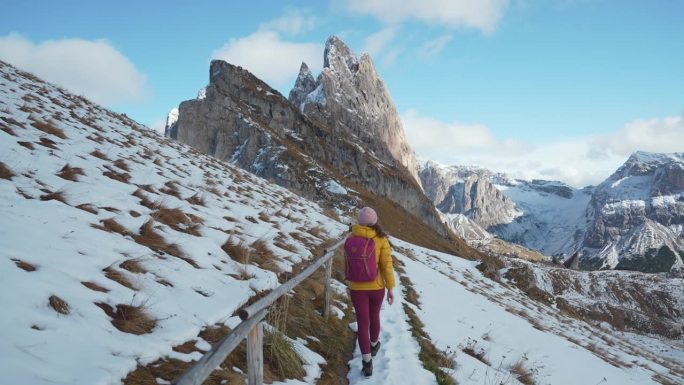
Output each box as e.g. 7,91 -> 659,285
172,340 -> 204,354
123,247 -> 351,385
186,192 -> 207,206
103,267 -> 137,290
160,181 -> 181,198
400,275 -> 421,308
265,328 -> 306,380
289,231 -> 313,249
120,259 -> 147,274
40,190 -> 67,204
132,188 -> 162,210
103,168 -> 132,184
0,161 -> 14,180
96,302 -> 156,335
81,281 -> 109,293
37,137 -> 58,149
17,141 -> 35,150
0,122 -> 15,136
49,295 -> 70,315
653,373 -> 681,385
274,237 -> 298,253
152,208 -> 203,236
133,220 -> 198,268
510,358 -> 536,385
251,239 -> 280,273
278,255 -> 355,385
309,226 -> 326,239
92,218 -> 130,236
476,253 -> 506,282
113,158 -> 130,172
90,150 -> 110,161
245,215 -> 259,224
222,237 -> 249,262
461,338 -> 490,366
57,164 -> 85,181
31,120 -> 67,139
11,258 -> 36,272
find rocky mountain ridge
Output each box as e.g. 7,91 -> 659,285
289,36 -> 419,184
420,154 -> 684,273
165,36 -> 463,252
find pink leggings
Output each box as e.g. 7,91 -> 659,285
350,289 -> 385,355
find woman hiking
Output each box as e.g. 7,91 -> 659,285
344,206 -> 395,377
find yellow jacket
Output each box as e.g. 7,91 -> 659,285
346,225 -> 396,291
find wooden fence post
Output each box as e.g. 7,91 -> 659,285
247,322 -> 264,385
322,257 -> 333,319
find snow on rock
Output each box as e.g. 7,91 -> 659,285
196,87 -> 207,100
164,107 -> 179,138
325,180 -> 347,195
420,153 -> 684,273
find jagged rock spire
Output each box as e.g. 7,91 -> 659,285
288,62 -> 317,110
290,35 -> 420,185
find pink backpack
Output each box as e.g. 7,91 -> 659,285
344,236 -> 377,282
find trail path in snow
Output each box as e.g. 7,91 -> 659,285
347,271 -> 437,385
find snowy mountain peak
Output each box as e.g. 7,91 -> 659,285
628,150 -> 684,164
291,36 -> 420,185
615,151 -> 684,179
288,62 -> 317,109
323,35 -> 358,71
163,107 -> 179,138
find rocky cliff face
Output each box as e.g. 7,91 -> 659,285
419,162 -> 520,229
289,36 -> 420,185
579,152 -> 684,272
167,37 -> 450,238
419,153 -> 684,273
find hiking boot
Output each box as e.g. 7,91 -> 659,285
362,359 -> 373,377
371,341 -> 381,357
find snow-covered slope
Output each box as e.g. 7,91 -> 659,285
393,242 -> 684,385
0,61 -> 345,384
491,179 -> 593,256
2,61 -> 682,385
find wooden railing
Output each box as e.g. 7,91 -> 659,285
173,238 -> 346,385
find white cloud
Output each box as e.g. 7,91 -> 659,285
363,27 -> 398,57
0,33 -> 147,105
259,9 -> 317,36
402,109 -> 684,188
402,108 -> 530,154
421,33 -> 454,57
150,118 -> 167,135
589,115 -> 684,158
212,31 -> 322,91
346,0 -> 510,34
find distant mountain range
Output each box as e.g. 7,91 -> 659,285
163,35 -> 683,274
420,152 -> 684,273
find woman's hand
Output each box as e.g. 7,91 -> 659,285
387,289 -> 394,305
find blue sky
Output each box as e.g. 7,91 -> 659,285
1,0 -> 683,186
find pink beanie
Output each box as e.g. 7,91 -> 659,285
358,207 -> 378,226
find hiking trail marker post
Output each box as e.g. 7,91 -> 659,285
173,238 -> 345,385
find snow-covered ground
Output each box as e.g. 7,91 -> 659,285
391,239 -> 684,385
1,61 -> 347,384
2,61 -> 682,385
